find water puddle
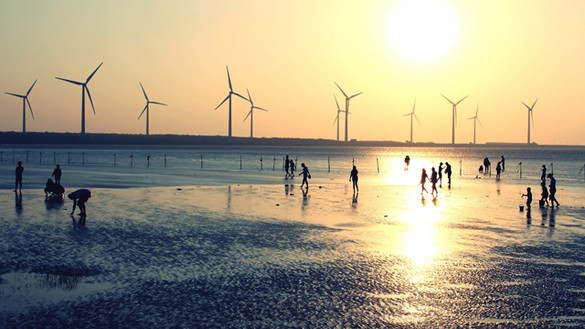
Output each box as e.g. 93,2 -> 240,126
0,271 -> 114,313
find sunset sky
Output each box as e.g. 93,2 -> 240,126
1,0 -> 585,144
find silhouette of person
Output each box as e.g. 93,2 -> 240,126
547,173 -> 560,207
52,164 -> 62,184
444,162 -> 452,188
69,189 -> 91,216
496,161 -> 502,180
285,155 -> 290,177
483,157 -> 491,176
14,161 -> 24,192
522,187 -> 532,207
45,179 -> 65,200
430,167 -> 438,196
541,165 -> 547,182
501,155 -> 506,172
289,160 -> 295,178
404,155 -> 410,170
438,162 -> 444,188
349,165 -> 359,193
420,168 -> 429,195
479,165 -> 483,174
299,163 -> 311,189
540,180 -> 549,207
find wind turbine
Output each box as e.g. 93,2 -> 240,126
55,62 -> 103,134
521,99 -> 537,144
402,99 -> 420,143
243,89 -> 267,138
468,104 -> 483,144
335,82 -> 363,142
214,66 -> 248,137
441,94 -> 468,144
5,79 -> 37,133
333,95 -> 343,141
137,82 -> 167,136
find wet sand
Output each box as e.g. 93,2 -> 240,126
1,181 -> 585,328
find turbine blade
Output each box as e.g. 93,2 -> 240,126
477,117 -> 483,128
254,106 -> 268,112
226,66 -> 233,91
246,89 -> 252,104
85,86 -> 96,114
475,104 -> 479,116
403,113 -> 411,117
521,101 -> 531,110
334,82 -> 348,98
243,110 -> 252,122
55,77 -> 83,85
5,92 -> 24,98
441,93 -> 454,105
455,95 -> 469,105
233,92 -> 249,102
26,79 -> 37,96
349,91 -> 363,99
334,95 -> 341,111
413,98 -> 416,112
150,101 -> 167,106
26,98 -> 35,120
138,105 -> 148,119
214,95 -> 230,110
532,99 -> 538,109
140,82 -> 149,101
333,115 -> 338,125
86,62 -> 103,83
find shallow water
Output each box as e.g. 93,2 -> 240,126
1,178 -> 585,327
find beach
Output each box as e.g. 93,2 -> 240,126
2,146 -> 585,327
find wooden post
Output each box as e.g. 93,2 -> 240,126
273,156 -> 276,171
130,153 -> 134,167
459,160 -> 462,176
39,152 -> 42,164
164,153 -> 167,168
519,162 -> 522,179
200,154 -> 203,169
260,156 -> 263,171
328,156 -> 330,173
377,158 -> 380,174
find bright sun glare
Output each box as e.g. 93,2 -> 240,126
388,0 -> 459,63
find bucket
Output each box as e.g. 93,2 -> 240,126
519,205 -> 525,212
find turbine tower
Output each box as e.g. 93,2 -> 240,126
55,62 -> 103,134
402,99 -> 420,143
521,99 -> 537,144
5,79 -> 37,133
332,95 -> 344,141
138,82 -> 167,136
441,94 -> 468,144
468,104 -> 482,144
243,89 -> 268,138
214,66 -> 248,137
335,82 -> 362,142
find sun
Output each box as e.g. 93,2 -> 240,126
387,0 -> 459,63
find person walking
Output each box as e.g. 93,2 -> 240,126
349,165 -> 359,193
52,164 -> 62,184
438,162 -> 444,188
14,161 -> 24,192
284,155 -> 290,178
444,162 -> 452,188
430,167 -> 439,196
299,163 -> 311,189
548,174 -> 560,207
420,168 -> 429,195
540,180 -> 549,207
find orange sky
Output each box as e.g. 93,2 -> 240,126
2,0 -> 585,144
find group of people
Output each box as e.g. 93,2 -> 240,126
419,162 -> 453,196
14,162 -> 91,217
285,155 -> 312,190
479,156 -> 506,179
522,164 -> 560,209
